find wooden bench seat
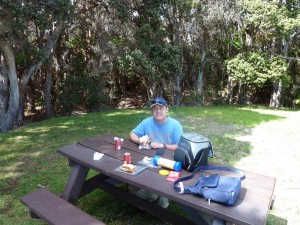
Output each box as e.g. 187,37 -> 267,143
20,188 -> 106,225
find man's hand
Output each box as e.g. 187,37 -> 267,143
139,135 -> 150,145
149,141 -> 164,149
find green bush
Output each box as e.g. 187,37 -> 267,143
294,98 -> 300,108
58,73 -> 108,115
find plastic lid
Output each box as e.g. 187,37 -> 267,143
159,170 -> 170,176
153,155 -> 160,166
173,162 -> 182,172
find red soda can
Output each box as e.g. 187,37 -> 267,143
114,139 -> 121,150
124,152 -> 131,164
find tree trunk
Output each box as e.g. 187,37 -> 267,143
174,18 -> 181,107
175,74 -> 181,106
45,71 -> 54,118
196,45 -> 206,105
119,73 -> 127,97
17,21 -> 65,122
18,63 -> 42,121
227,76 -> 233,104
238,83 -> 248,105
26,79 -> 37,113
269,35 -> 289,108
237,81 -> 242,104
0,40 -> 20,132
269,81 -> 282,107
242,84 -> 248,105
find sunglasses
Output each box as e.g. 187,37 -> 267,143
152,100 -> 166,105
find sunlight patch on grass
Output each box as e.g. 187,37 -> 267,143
1,168 -> 21,179
173,106 -> 283,127
13,135 -> 27,141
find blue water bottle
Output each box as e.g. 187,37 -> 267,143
153,156 -> 182,172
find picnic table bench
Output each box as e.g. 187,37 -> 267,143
20,187 -> 106,225
20,133 -> 276,225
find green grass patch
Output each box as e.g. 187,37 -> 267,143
0,106 -> 288,225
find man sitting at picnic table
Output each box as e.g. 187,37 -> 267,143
129,96 -> 183,208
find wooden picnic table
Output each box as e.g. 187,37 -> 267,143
57,133 -> 276,225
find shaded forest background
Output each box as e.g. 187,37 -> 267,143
0,0 -> 300,132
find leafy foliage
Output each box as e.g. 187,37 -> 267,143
226,52 -> 290,87
1,0 -> 300,134
58,73 -> 108,115
239,0 -> 300,38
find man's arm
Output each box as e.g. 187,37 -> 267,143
129,132 -> 140,144
148,141 -> 178,151
164,143 -> 178,151
130,132 -> 150,145
130,132 -> 178,150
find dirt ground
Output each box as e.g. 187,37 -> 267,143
235,109 -> 300,225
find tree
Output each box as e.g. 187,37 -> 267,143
0,0 -> 72,132
107,0 -> 183,103
226,52 -> 290,105
0,40 -> 19,132
1,0 -> 299,133
236,0 -> 300,106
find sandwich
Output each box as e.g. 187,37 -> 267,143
120,164 -> 137,173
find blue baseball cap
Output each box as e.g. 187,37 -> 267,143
150,97 -> 168,108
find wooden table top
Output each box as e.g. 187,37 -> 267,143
57,133 -> 276,225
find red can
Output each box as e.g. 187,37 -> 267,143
124,152 -> 131,164
114,139 -> 121,150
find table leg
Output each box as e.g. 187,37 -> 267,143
177,203 -> 210,225
61,162 -> 89,204
98,180 -> 197,225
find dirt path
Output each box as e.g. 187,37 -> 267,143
235,110 -> 300,225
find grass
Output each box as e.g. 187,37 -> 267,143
0,106 -> 289,225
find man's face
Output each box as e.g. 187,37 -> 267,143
151,105 -> 168,123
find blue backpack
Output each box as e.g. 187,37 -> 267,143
174,166 -> 246,206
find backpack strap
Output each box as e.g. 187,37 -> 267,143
174,165 -> 245,193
